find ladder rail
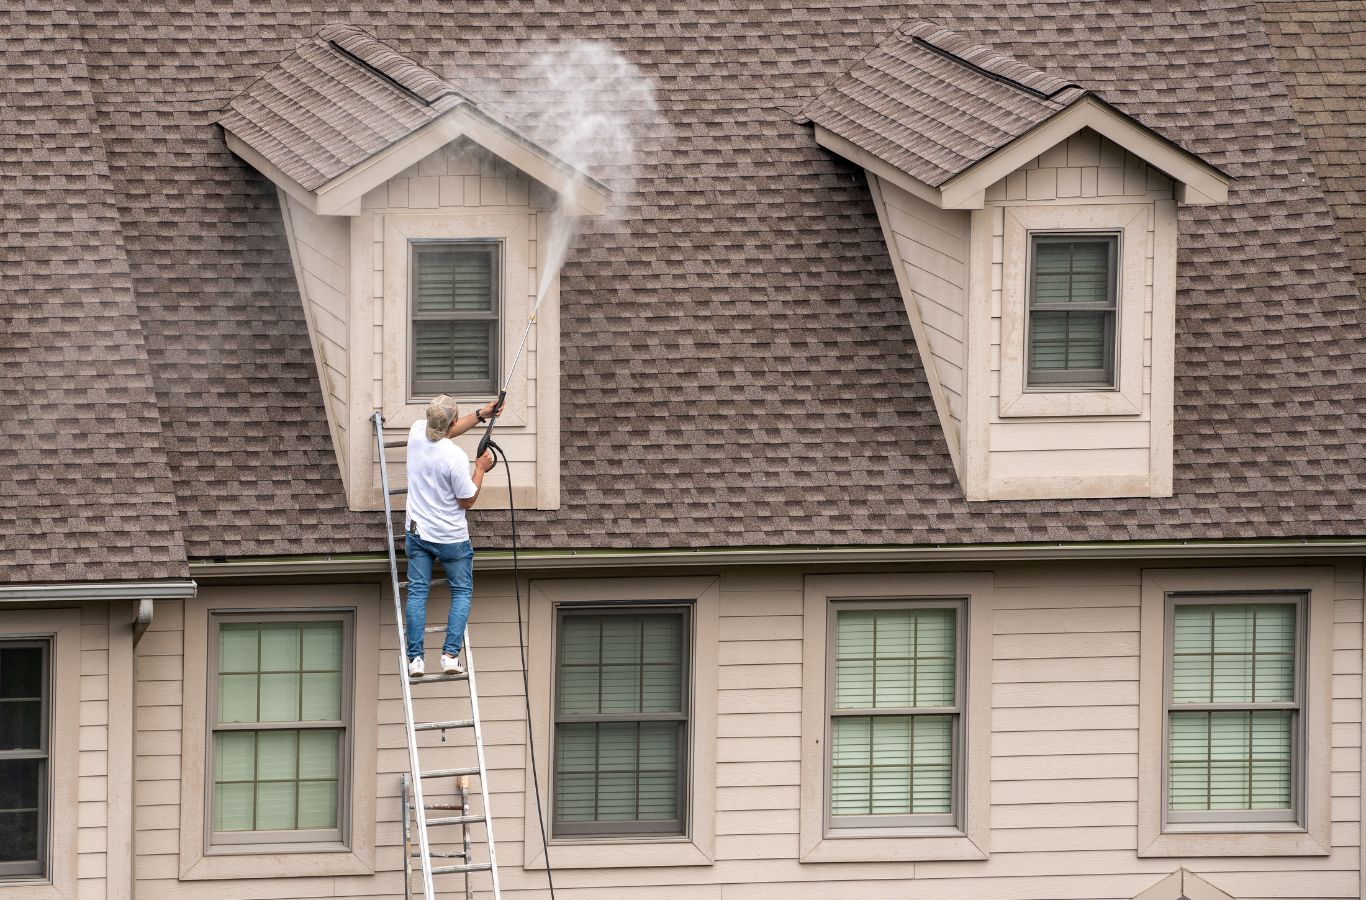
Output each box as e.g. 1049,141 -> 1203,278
463,633 -> 503,899
374,412 -> 437,900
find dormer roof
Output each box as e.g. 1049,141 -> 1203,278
218,25 -> 608,216
805,20 -> 1230,208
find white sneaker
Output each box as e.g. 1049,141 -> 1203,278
440,653 -> 464,675
407,657 -> 425,678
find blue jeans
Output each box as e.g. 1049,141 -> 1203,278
404,534 -> 474,660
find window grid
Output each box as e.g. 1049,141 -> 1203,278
1164,595 -> 1304,825
208,614 -> 351,848
826,601 -> 963,831
409,240 -> 500,397
552,605 -> 690,837
1025,232 -> 1119,389
0,640 -> 48,879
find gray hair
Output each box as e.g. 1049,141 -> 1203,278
425,395 -> 460,441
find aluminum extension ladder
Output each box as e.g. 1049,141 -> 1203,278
373,412 -> 502,900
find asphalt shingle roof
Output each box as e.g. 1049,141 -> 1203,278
1,1 -> 1362,573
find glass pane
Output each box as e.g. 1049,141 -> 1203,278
255,781 -> 298,830
0,810 -> 39,863
556,612 -> 685,716
0,646 -> 43,698
834,608 -> 956,710
1171,604 -> 1297,705
0,759 -> 41,811
259,623 -> 301,673
1029,310 -> 1109,372
219,625 -> 259,674
215,731 -> 256,782
298,730 -> 340,779
1032,239 -> 1112,304
0,699 -> 42,751
214,782 -> 255,832
415,245 -> 494,313
553,721 -> 680,827
297,780 -> 339,829
301,622 -> 343,671
831,715 -> 954,816
1168,710 -> 1292,811
301,672 -> 342,721
413,321 -> 492,382
217,674 -> 259,723
258,673 -> 301,722
256,730 -> 298,781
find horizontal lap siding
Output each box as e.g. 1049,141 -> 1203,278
132,560 -> 1363,899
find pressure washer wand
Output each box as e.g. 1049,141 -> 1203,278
475,287 -> 550,466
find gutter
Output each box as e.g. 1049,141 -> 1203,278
188,539 -> 1366,578
0,580 -> 199,602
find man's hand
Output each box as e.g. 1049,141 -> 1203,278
479,398 -> 502,421
474,449 -> 495,473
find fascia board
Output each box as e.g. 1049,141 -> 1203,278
0,580 -> 198,602
223,130 -> 319,213
812,124 -> 957,208
940,96 -> 1230,208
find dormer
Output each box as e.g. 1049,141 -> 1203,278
805,21 -> 1230,501
218,25 -> 608,511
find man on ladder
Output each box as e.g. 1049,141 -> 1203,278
404,394 -> 500,679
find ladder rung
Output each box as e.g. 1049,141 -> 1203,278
388,487 -> 407,495
397,579 -> 450,589
426,814 -> 487,827
414,719 -> 475,731
433,863 -> 492,875
420,766 -> 481,779
420,849 -> 469,858
409,672 -> 468,684
383,439 -> 407,449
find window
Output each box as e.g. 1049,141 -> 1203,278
409,240 -> 500,396
552,606 -> 689,837
0,641 -> 48,878
827,602 -> 961,830
1026,233 -> 1118,388
209,615 -> 351,848
1165,596 -> 1302,824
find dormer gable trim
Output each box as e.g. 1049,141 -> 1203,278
218,25 -> 609,217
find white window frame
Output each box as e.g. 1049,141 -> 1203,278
801,573 -> 992,863
525,577 -> 719,870
178,586 -> 379,880
1025,232 -> 1120,389
407,239 -> 503,398
1138,567 -> 1334,857
999,202 -> 1154,417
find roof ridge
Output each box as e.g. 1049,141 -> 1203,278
902,20 -> 1082,101
317,24 -> 470,109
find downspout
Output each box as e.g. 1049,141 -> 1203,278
132,597 -> 154,645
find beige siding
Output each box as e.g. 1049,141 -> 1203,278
282,196 -> 352,485
131,559 -> 1364,900
871,177 -> 971,469
346,137 -> 555,513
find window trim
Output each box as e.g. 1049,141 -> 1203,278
525,576 -> 719,870
550,603 -> 691,838
178,586 -> 378,881
824,599 -> 964,833
1162,594 -> 1305,828
1024,232 -> 1120,389
407,238 -> 502,397
205,611 -> 354,850
0,639 -> 50,880
801,573 -> 992,864
1138,567 -> 1334,858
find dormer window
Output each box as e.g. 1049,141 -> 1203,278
410,241 -> 501,397
1027,234 -> 1118,390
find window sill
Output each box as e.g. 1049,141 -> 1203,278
801,831 -> 987,863
181,849 -> 374,881
1139,827 -> 1329,858
524,836 -> 711,870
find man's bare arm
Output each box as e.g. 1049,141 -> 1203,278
448,399 -> 503,439
457,450 -> 495,509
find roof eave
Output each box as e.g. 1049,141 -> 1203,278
817,94 -> 1231,210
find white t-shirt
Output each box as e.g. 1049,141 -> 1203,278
403,420 -> 478,544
